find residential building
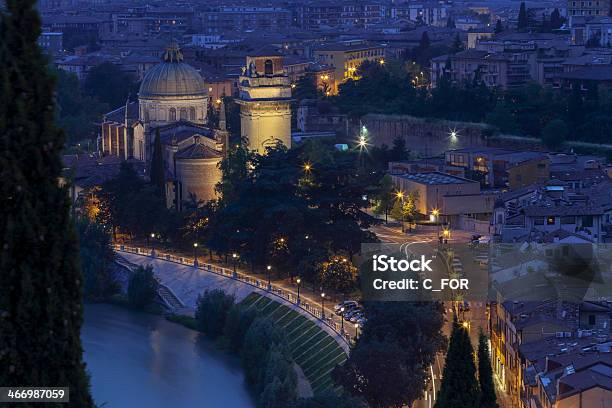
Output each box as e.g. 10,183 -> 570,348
198,6 -> 291,33
568,0 -> 610,25
313,40 -> 385,93
444,148 -> 550,189
38,32 -> 63,56
298,2 -> 385,30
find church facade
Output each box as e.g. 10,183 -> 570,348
100,43 -> 227,209
99,44 -> 293,208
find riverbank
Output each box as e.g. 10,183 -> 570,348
82,303 -> 255,408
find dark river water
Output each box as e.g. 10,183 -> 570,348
82,304 -> 255,408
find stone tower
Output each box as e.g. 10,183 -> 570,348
237,48 -> 292,154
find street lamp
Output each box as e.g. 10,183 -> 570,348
340,307 -> 345,333
443,228 -> 450,244
232,253 -> 238,277
150,232 -> 155,255
396,191 -> 405,233
354,323 -> 359,340
296,277 -> 301,304
267,265 -> 272,290
193,242 -> 198,267
320,292 -> 326,318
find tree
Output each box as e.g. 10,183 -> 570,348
518,2 -> 528,30
127,265 -> 158,309
293,74 -> 318,100
0,0 -> 94,403
372,174 -> 394,223
194,289 -> 235,339
317,257 -> 357,295
150,129 -> 166,204
389,136 -> 409,161
76,218 -> 119,300
419,31 -> 431,51
334,301 -> 446,408
84,62 -> 138,108
435,319 -> 480,408
451,33 -> 464,54
485,102 -> 519,134
223,303 -> 258,352
478,330 -> 499,408
550,8 -> 563,30
541,118 -> 568,149
494,19 -> 504,34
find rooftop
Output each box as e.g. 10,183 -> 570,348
394,171 -> 476,185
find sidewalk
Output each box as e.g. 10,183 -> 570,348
115,244 -> 356,348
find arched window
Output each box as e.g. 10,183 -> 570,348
169,108 -> 176,121
179,108 -> 187,121
189,107 -> 196,121
264,59 -> 273,75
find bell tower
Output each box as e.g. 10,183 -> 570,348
237,48 -> 292,154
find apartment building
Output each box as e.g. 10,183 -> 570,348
568,0 -> 610,25
313,40 -> 385,93
198,6 -> 290,33
298,2 -> 385,30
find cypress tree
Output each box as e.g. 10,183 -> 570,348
0,0 -> 94,405
518,2 -> 528,30
150,128 -> 166,203
478,330 -> 499,408
494,19 -> 504,34
435,319 -> 480,408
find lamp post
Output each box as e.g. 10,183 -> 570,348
150,233 -> 156,256
320,292 -> 326,319
232,253 -> 238,278
193,242 -> 198,267
266,265 -> 272,290
396,191 -> 405,233
340,307 -> 345,333
443,228 -> 450,245
354,323 -> 359,340
296,278 -> 301,305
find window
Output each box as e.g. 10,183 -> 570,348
169,108 -> 176,121
180,108 -> 187,121
589,315 -> 596,325
547,216 -> 556,225
582,215 -> 594,227
264,59 -> 273,75
189,107 -> 196,121
534,217 -> 545,225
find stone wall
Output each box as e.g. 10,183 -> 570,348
360,114 -> 491,156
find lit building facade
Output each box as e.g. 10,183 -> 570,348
237,49 -> 292,154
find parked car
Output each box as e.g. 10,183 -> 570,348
334,300 -> 358,315
344,308 -> 363,321
349,313 -> 363,323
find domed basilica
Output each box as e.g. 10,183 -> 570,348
100,43 -> 227,208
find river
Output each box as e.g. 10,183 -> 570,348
82,304 -> 255,408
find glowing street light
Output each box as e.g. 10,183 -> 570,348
320,292 -> 326,318
303,162 -> 312,172
296,277 -> 302,304
379,58 -> 385,65
340,307 -> 345,332
232,252 -> 238,275
396,191 -> 405,232
266,265 -> 272,290
355,322 -> 360,339
449,129 -> 459,141
193,242 -> 198,266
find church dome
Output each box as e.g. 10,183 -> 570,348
139,44 -> 206,98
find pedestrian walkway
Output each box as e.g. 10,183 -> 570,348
115,245 -> 352,351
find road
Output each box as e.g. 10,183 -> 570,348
370,222 -> 487,408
